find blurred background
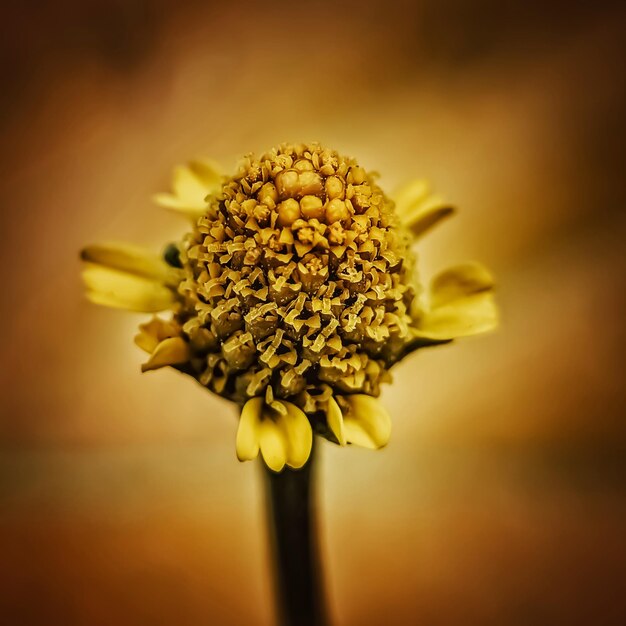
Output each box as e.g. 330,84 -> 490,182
1,0 -> 625,624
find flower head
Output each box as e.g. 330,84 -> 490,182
81,143 -> 497,470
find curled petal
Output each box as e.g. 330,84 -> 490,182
403,196 -> 454,238
341,395 -> 391,450
82,265 -> 175,312
277,401 -> 313,469
392,179 -> 431,212
413,262 -> 498,341
393,180 -> 455,238
154,159 -> 222,220
173,160 -> 222,200
152,198 -> 206,221
327,396 -> 346,446
415,292 -> 498,341
135,331 -> 159,355
141,337 -> 190,372
152,193 -> 207,220
186,159 -> 223,191
134,317 -> 180,354
80,242 -> 174,284
236,398 -> 263,462
259,418 -> 288,472
430,262 -> 495,308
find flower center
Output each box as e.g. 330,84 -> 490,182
176,143 -> 416,413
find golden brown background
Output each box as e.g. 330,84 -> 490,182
1,1 -> 625,624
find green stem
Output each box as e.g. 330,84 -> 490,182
264,442 -> 329,626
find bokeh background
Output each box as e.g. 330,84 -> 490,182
1,1 -> 625,624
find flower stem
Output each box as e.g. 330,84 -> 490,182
264,442 -> 329,626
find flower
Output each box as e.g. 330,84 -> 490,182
80,143 -> 498,471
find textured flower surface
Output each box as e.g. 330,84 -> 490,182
81,143 -> 498,471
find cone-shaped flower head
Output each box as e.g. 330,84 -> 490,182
81,143 -> 498,470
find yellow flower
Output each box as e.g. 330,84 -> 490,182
80,144 -> 498,471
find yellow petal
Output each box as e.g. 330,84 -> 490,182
135,332 -> 159,354
236,398 -> 263,462
415,291 -> 498,340
172,160 -> 221,202
141,337 -> 190,372
259,418 -> 288,472
277,401 -> 313,469
152,192 -> 208,221
154,160 -> 221,220
393,179 -> 456,238
188,159 -> 222,190
172,164 -> 206,202
341,395 -> 391,450
327,396 -> 346,446
80,243 -> 173,283
430,262 -> 495,308
393,179 -> 431,214
413,263 -> 498,340
82,265 -> 175,312
402,196 -> 455,238
134,317 -> 179,354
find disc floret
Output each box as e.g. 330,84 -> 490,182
177,144 -> 415,425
